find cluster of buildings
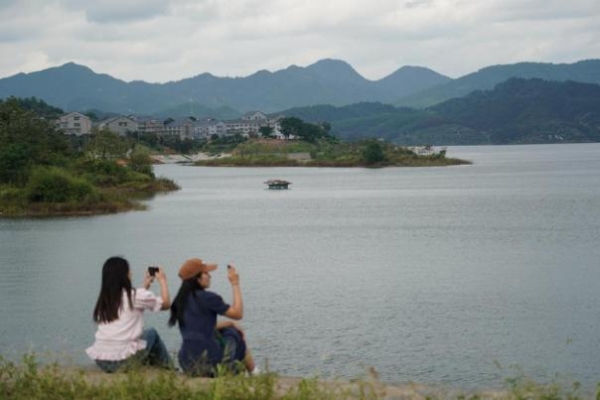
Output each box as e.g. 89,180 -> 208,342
55,111 -> 287,140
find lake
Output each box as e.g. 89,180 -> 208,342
1,143 -> 600,389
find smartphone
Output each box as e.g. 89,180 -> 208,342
148,266 -> 159,276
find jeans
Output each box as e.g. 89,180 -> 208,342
95,328 -> 172,373
220,327 -> 246,374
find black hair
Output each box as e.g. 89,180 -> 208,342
92,256 -> 134,324
169,273 -> 204,328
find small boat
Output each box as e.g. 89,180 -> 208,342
265,179 -> 291,190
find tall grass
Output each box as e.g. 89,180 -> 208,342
0,354 -> 379,400
2,354 -> 597,399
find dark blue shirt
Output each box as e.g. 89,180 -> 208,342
178,290 -> 230,372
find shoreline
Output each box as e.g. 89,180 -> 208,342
3,355 -> 595,399
150,151 -> 471,168
14,365 -> 515,399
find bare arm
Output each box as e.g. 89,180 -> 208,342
224,264 -> 243,320
155,267 -> 170,310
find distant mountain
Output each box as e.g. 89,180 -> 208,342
0,59 -> 449,115
281,78 -> 600,145
428,78 -> 600,144
0,63 -> 167,113
396,59 -> 600,108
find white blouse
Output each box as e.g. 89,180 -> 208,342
86,288 -> 163,361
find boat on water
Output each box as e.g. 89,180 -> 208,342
265,179 -> 291,190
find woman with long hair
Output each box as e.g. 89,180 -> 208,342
169,258 -> 257,376
86,256 -> 172,372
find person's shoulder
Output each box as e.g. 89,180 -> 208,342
198,290 -> 226,303
200,290 -> 222,299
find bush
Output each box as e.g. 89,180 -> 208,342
128,147 -> 154,177
74,159 -> 128,184
0,185 -> 24,202
361,141 -> 386,165
0,143 -> 31,185
26,167 -> 100,203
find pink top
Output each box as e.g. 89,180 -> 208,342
86,288 -> 163,361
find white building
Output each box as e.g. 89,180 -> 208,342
162,117 -> 196,139
135,116 -> 166,135
193,119 -> 226,139
98,116 -> 139,136
56,112 -> 92,135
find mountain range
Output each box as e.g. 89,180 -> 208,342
0,59 -> 449,115
396,59 -> 600,108
281,78 -> 600,145
2,58 -> 597,117
3,58 -> 600,145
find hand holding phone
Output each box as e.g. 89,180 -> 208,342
148,266 -> 159,276
227,264 -> 239,286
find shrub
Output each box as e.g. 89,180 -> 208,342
26,167 -> 100,203
128,147 -> 154,177
74,158 -> 129,186
0,143 -> 31,185
361,141 -> 386,165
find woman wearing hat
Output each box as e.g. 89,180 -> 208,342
86,256 -> 172,372
168,258 -> 257,376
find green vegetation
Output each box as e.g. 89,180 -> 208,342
396,59 -> 600,109
282,79 -> 600,145
0,355 -> 382,400
0,98 -> 179,217
195,137 -> 469,168
193,117 -> 468,167
1,354 -> 598,399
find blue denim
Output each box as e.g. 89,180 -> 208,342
140,327 -> 172,367
95,328 -> 172,373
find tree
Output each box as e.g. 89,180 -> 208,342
279,117 -> 303,139
362,140 -> 386,165
84,111 -> 99,121
259,126 -> 274,138
85,128 -> 130,160
0,98 -> 71,184
128,146 -> 154,176
279,117 -> 335,143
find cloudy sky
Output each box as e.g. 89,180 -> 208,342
0,0 -> 598,82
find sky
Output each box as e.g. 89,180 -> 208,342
0,0 -> 598,83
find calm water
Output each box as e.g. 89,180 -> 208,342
1,143 -> 600,389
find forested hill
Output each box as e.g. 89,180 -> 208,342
0,60 -> 448,114
396,59 -> 600,108
279,78 -> 600,145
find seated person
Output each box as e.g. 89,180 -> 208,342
169,258 -> 258,376
86,256 -> 172,372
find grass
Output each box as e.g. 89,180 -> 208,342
2,354 -> 599,399
0,355 -> 381,400
193,139 -> 471,168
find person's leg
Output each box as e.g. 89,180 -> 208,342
222,335 -> 238,370
244,348 -> 256,373
140,327 -> 172,368
95,359 -> 123,373
220,327 -> 246,374
220,326 -> 258,374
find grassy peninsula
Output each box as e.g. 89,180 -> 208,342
192,116 -> 469,167
0,98 -> 179,217
194,138 -> 470,168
